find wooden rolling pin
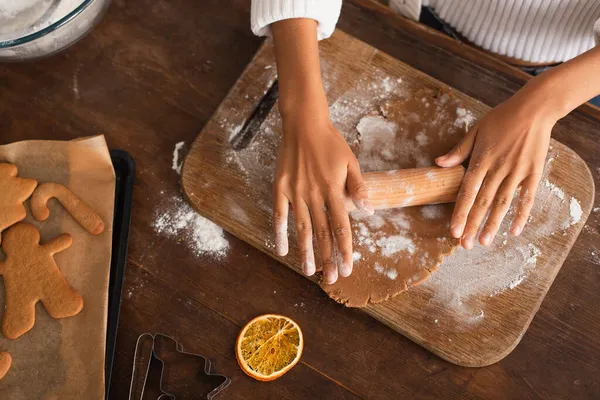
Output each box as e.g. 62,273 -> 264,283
345,165 -> 465,212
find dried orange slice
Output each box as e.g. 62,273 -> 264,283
236,314 -> 303,381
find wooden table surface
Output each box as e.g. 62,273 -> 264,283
1,0 -> 599,398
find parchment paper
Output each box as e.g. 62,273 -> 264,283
0,136 -> 115,399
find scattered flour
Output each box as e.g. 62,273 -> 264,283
352,252 -> 362,261
415,131 -> 429,146
426,241 -> 541,314
72,73 -> 79,100
420,205 -> 444,220
354,212 -> 386,229
353,210 -> 417,258
386,268 -> 398,280
376,235 -> 416,257
373,263 -> 398,280
382,210 -> 411,230
172,141 -> 185,175
569,197 -> 582,226
543,179 -> 565,200
415,154 -> 433,168
381,76 -> 396,92
425,171 -> 437,181
454,108 -> 476,131
153,196 -> 229,258
228,124 -> 243,140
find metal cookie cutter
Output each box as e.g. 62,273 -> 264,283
129,333 -> 231,400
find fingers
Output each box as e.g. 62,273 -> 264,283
273,189 -> 289,256
292,198 -> 316,276
450,163 -> 486,240
479,175 -> 520,246
327,195 -> 353,278
460,171 -> 505,249
310,200 -> 337,284
346,162 -> 374,215
435,126 -> 477,168
510,174 -> 540,236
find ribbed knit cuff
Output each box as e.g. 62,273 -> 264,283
251,0 -> 342,40
390,0 -> 422,21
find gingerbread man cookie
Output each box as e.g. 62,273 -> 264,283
0,163 -> 37,243
0,352 -> 11,380
31,183 -> 105,235
0,222 -> 83,339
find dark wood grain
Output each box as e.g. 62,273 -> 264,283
0,0 -> 598,399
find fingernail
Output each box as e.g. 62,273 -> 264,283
339,262 -> 352,278
355,199 -> 375,215
480,232 -> 492,246
512,225 -> 523,236
275,236 -> 288,256
275,222 -> 288,256
462,235 -> 474,249
324,270 -> 336,284
451,223 -> 464,238
303,260 -> 316,276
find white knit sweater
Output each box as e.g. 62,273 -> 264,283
251,0 -> 600,63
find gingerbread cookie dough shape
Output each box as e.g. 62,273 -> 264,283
321,89 -> 470,307
0,163 -> 37,243
0,222 -> 83,339
31,183 -> 105,235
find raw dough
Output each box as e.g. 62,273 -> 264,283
321,89 -> 471,307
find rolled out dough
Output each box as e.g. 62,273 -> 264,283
321,88 -> 471,307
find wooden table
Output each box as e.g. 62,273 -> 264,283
1,0 -> 599,398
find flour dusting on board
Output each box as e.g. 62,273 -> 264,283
427,240 -> 541,313
569,197 -> 582,226
425,157 -> 583,319
153,196 -> 229,258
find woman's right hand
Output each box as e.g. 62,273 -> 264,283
274,106 -> 373,284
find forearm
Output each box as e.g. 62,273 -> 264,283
516,45 -> 600,121
272,18 -> 329,123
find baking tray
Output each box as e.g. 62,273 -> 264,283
105,150 -> 135,397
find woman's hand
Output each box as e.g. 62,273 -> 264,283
274,110 -> 372,283
436,44 -> 600,248
435,95 -> 555,248
271,18 -> 372,284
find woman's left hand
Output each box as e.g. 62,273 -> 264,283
435,95 -> 555,249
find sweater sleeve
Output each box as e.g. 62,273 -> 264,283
251,0 -> 342,40
389,0 -> 422,21
595,18 -> 600,45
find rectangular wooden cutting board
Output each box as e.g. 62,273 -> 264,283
181,31 -> 594,367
